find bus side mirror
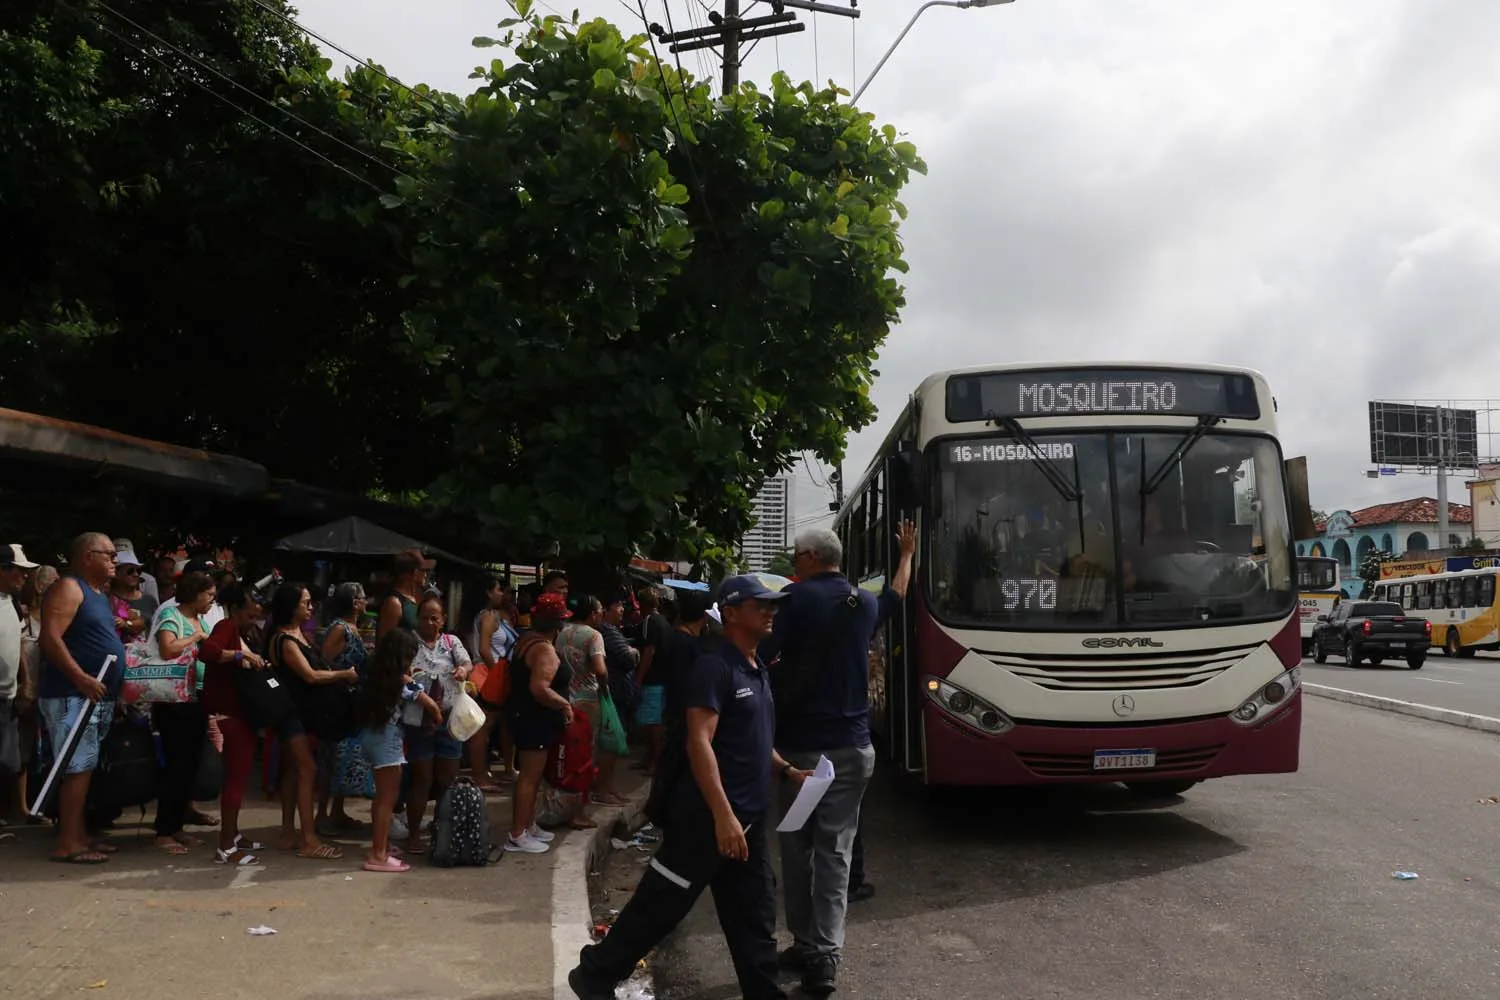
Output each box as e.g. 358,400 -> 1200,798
885,451 -> 922,513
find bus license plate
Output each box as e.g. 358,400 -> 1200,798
1093,749 -> 1156,770
1388,641 -> 1404,648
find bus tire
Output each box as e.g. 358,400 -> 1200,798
1126,780 -> 1198,798
1344,639 -> 1363,667
1445,630 -> 1463,658
1407,655 -> 1425,670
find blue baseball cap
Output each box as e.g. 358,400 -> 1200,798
717,575 -> 790,608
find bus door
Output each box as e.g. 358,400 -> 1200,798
882,451 -> 924,774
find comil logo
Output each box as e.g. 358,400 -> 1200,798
1081,637 -> 1165,649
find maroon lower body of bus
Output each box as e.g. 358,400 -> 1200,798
917,609 -> 1304,787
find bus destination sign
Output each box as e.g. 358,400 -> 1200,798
946,368 -> 1260,423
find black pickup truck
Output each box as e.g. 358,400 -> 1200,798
1311,601 -> 1431,669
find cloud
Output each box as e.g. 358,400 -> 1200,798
292,0 -> 1500,521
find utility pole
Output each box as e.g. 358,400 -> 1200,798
651,0 -> 857,94
1437,405 -> 1451,551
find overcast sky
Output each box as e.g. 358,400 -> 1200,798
295,0 -> 1500,525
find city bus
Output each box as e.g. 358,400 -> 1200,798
836,362 -> 1301,796
1372,567 -> 1500,657
1295,555 -> 1342,656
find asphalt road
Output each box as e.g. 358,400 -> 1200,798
1303,651 -> 1500,718
647,697 -> 1500,1000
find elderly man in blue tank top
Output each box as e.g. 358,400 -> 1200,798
762,520 -> 916,997
37,533 -> 128,864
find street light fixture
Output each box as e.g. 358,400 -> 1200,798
851,0 -> 1015,104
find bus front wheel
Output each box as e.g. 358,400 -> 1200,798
1445,630 -> 1463,658
1125,780 -> 1198,798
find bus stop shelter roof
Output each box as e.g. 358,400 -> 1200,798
273,515 -> 478,568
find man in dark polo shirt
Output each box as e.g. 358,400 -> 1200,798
568,575 -> 809,1000
763,520 -> 916,996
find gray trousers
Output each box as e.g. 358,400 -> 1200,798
778,743 -> 876,957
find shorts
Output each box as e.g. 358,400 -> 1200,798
276,713 -> 306,742
359,723 -> 407,770
634,686 -> 665,727
38,696 -> 115,776
402,723 -> 462,762
511,713 -> 562,752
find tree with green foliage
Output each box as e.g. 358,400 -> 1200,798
407,8 -> 923,572
2,2 -> 922,574
1,0 -> 452,494
766,550 -> 798,578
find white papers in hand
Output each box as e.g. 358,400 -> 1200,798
775,755 -> 835,833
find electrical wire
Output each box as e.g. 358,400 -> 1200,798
88,17 -> 384,194
632,0 -> 725,253
244,0 -> 425,100
96,1 -> 416,186
813,9 -> 820,86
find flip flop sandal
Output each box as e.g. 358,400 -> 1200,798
362,856 -> 411,873
50,851 -> 109,865
215,847 -> 263,867
172,833 -> 204,848
233,834 -> 266,851
187,810 -> 220,827
297,844 -> 345,861
156,840 -> 191,856
403,839 -> 429,856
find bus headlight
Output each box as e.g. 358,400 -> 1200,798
1230,667 -> 1301,726
926,676 -> 1013,735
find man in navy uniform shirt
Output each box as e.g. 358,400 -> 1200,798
569,575 -> 809,1000
763,520 -> 916,996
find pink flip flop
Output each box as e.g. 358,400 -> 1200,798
363,856 -> 410,873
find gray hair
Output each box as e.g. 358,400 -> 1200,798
794,527 -> 842,569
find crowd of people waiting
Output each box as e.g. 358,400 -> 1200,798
0,533 -> 695,873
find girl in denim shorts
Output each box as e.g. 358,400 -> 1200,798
356,630 -> 441,873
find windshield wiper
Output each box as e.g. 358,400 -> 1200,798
1141,414 -> 1223,496
989,414 -> 1081,502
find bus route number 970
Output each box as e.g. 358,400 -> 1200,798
1002,578 -> 1058,610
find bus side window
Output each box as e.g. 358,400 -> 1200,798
1415,582 -> 1431,610
1462,576 -> 1478,609
1481,575 -> 1496,609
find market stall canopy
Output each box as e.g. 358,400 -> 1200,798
0,407 -> 267,497
273,515 -> 478,568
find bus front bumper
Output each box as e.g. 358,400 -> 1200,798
922,690 -> 1302,786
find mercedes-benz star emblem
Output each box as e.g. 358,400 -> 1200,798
1112,694 -> 1136,717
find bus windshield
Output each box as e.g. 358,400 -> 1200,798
928,430 -> 1294,630
1297,558 -> 1339,591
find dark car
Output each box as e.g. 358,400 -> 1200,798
1311,600 -> 1430,669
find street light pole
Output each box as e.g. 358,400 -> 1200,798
851,0 -> 1014,104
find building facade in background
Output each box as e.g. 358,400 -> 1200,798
1296,497 -> 1474,595
740,477 -> 790,572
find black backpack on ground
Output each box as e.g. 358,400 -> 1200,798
87,715 -> 161,815
430,777 -> 492,867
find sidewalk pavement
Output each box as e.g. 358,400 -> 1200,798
1,769 -> 650,1000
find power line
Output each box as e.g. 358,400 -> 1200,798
244,0 -> 426,102
88,17 -> 384,194
96,1 -> 416,187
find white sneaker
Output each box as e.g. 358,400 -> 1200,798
528,824 -> 556,843
505,833 -> 549,854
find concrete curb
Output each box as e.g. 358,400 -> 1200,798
1304,682 -> 1500,735
551,788 -> 650,1000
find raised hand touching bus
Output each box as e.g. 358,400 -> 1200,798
892,519 -> 917,599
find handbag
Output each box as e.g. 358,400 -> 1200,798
231,665 -> 296,731
596,688 -> 630,757
120,637 -> 198,705
479,657 -> 511,706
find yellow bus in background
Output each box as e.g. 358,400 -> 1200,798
1373,568 -> 1500,658
1296,556 -> 1342,656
